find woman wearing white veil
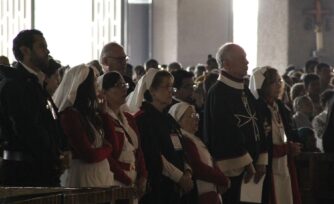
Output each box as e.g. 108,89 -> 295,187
97,71 -> 148,201
169,102 -> 230,204
127,69 -> 195,204
249,66 -> 302,204
53,64 -> 114,187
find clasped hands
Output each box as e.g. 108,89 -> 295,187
244,163 -> 266,184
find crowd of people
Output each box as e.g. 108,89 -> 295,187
0,29 -> 333,204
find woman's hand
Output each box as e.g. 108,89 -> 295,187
243,163 -> 256,183
288,141 -> 302,156
178,172 -> 193,193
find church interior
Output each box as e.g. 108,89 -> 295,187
0,0 -> 334,203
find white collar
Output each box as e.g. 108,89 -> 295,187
20,62 -> 45,86
172,96 -> 183,102
218,73 -> 244,90
106,107 -> 129,128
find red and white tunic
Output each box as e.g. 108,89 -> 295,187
60,108 -> 114,187
268,103 -> 293,204
182,129 -> 229,204
101,108 -> 147,186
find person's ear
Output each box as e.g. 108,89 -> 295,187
101,56 -> 108,66
20,46 -> 30,58
149,88 -> 156,98
223,59 -> 230,70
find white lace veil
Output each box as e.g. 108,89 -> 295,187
53,64 -> 90,112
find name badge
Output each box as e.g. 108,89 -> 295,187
171,134 -> 182,150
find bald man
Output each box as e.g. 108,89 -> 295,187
100,42 -> 135,94
204,43 -> 268,204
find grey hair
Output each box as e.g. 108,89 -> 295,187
215,42 -> 235,68
293,95 -> 312,112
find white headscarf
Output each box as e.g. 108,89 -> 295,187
53,64 -> 90,112
97,73 -> 105,92
168,102 -> 193,122
126,68 -> 159,113
249,66 -> 269,99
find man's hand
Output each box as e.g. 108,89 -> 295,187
243,163 -> 256,183
254,164 -> 266,183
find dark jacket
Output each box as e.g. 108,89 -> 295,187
0,63 -> 67,186
135,102 -> 188,204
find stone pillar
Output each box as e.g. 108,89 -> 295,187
151,0 -> 178,65
126,2 -> 150,66
257,0 -> 289,73
152,0 -> 233,66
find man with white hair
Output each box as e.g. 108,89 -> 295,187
204,43 -> 268,204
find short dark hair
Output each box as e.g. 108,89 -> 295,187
320,89 -> 334,107
134,65 -> 145,76
145,59 -> 159,70
206,54 -> 218,70
144,70 -> 173,102
13,29 -> 43,61
315,62 -> 330,73
257,67 -> 280,99
168,62 -> 182,71
204,72 -> 219,93
303,73 -> 319,88
102,71 -> 122,90
304,59 -> 318,73
171,69 -> 194,89
195,64 -> 206,77
44,58 -> 61,77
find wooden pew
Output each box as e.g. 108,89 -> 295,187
295,153 -> 334,204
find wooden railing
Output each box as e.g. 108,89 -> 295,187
0,186 -> 136,204
1,153 -> 333,204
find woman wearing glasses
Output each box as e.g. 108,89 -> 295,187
127,69 -> 195,204
98,71 -> 148,200
169,102 -> 230,204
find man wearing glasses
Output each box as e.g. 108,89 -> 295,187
100,42 -> 135,94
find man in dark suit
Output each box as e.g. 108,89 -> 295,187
0,29 -> 67,187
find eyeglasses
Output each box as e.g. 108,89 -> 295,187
272,79 -> 283,85
190,113 -> 200,119
114,82 -> 129,89
181,84 -> 198,91
159,86 -> 177,93
106,55 -> 129,62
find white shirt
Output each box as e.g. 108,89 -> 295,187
20,62 -> 46,86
